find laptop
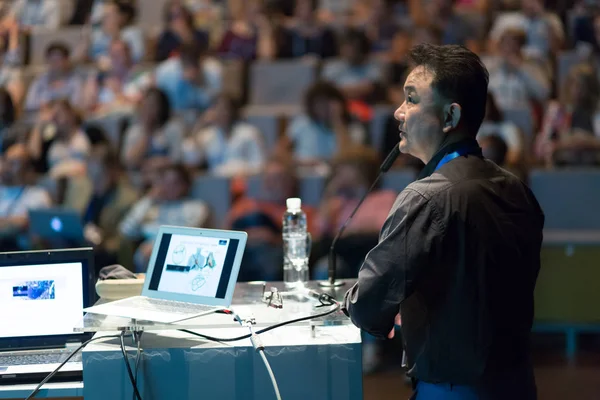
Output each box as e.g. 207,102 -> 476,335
83,226 -> 248,324
28,208 -> 85,243
0,248 -> 95,385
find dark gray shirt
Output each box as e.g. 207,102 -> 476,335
343,139 -> 544,385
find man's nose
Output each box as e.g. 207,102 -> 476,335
394,105 -> 406,123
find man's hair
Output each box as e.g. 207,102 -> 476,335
409,44 -> 489,136
45,42 -> 71,59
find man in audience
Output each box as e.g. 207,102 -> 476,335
478,134 -> 509,166
0,144 -> 52,250
24,43 -> 83,115
119,164 -> 210,272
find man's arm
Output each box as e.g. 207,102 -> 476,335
343,188 -> 443,338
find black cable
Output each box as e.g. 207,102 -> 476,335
24,334 -> 121,400
120,331 -> 143,400
179,297 -> 340,343
131,332 -> 142,400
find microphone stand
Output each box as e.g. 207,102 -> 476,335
319,145 -> 401,288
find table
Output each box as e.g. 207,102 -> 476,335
1,281 -> 362,400
81,281 -> 362,400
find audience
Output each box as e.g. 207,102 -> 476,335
27,100 -> 91,178
155,0 -> 209,62
182,93 -> 266,176
2,0 -> 72,32
284,81 -> 366,167
24,42 -> 83,114
0,88 -> 17,153
120,163 -> 210,272
0,143 -> 51,250
478,134 -> 509,166
121,87 -> 185,171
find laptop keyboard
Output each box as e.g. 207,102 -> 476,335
0,350 -> 81,366
127,297 -> 219,315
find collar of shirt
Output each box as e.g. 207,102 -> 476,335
417,138 -> 482,180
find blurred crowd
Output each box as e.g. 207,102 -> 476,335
0,0 -> 599,286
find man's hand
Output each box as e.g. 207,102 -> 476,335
387,314 -> 401,339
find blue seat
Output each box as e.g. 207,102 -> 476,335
248,59 -> 318,106
190,175 -> 231,229
529,168 -> 600,230
244,174 -> 326,208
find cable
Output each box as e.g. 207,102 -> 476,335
131,332 -> 143,400
258,349 -> 282,400
120,331 -> 143,400
179,295 -> 340,343
24,334 -> 121,400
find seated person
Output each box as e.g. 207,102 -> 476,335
277,0 -> 337,59
24,42 -> 83,115
313,145 -> 397,278
0,88 -> 18,154
85,0 -> 145,64
63,147 -> 139,272
82,39 -> 142,113
2,0 -> 72,32
27,100 -> 91,178
119,164 -> 210,272
0,19 -> 25,106
283,81 -> 366,168
121,87 -> 185,172
126,45 -> 222,122
321,29 -> 382,103
0,144 -> 52,250
226,155 -> 319,282
182,93 -> 266,176
155,0 -> 209,62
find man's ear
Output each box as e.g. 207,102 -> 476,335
442,103 -> 462,133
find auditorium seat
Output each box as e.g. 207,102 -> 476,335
244,173 -> 326,207
381,169 -> 416,193
190,174 -> 231,229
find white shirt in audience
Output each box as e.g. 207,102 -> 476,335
182,122 -> 266,176
121,119 -> 185,165
47,129 -> 91,176
0,185 -> 51,218
10,0 -> 72,30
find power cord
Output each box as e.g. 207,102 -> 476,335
24,334 -> 122,400
131,331 -> 143,400
120,331 -> 143,400
179,293 -> 340,343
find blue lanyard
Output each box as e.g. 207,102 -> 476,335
435,151 -> 463,171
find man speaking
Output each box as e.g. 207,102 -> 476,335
342,44 -> 544,399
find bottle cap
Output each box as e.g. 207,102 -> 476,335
286,198 -> 301,211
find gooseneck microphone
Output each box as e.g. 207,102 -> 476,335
319,144 -> 402,288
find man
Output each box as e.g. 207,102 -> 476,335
343,44 -> 544,399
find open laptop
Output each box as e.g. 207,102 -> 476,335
84,226 -> 248,324
0,248 -> 95,385
28,208 -> 85,243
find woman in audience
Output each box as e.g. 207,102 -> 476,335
121,88 -> 185,172
0,88 -> 17,154
182,93 -> 266,176
284,81 -> 366,167
119,163 -> 210,272
535,63 -> 600,166
155,1 -> 209,62
217,0 -> 276,60
27,100 -> 91,178
276,0 -> 337,59
86,0 -> 145,64
0,18 -> 24,106
477,92 -> 525,167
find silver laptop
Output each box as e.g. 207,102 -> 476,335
84,226 -> 247,324
0,248 -> 95,385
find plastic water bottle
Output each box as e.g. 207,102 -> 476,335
282,198 -> 309,289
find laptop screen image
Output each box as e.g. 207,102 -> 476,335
147,233 -> 240,300
0,262 -> 84,339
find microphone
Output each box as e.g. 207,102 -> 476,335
319,144 -> 402,288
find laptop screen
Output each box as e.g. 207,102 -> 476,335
147,233 -> 239,299
0,262 -> 84,339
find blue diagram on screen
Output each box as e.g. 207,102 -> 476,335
12,280 -> 55,300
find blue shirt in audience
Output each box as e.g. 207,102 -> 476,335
89,26 -> 146,63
